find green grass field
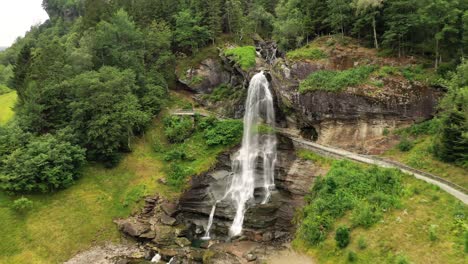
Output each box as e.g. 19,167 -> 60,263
0,92 -> 230,263
295,151 -> 468,264
383,136 -> 468,190
0,91 -> 16,125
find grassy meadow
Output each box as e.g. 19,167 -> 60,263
0,92 -> 231,263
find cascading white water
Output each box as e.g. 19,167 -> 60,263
203,71 -> 277,239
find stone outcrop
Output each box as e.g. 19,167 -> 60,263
176,37 -> 442,154
178,135 -> 322,240
178,58 -> 232,94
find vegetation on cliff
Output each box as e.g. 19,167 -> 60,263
295,154 -> 468,264
224,46 -> 257,70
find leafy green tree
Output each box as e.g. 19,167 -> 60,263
66,67 -> 150,162
352,0 -> 384,49
92,9 -> 144,73
0,133 -> 86,193
273,0 -> 307,50
0,64 -> 13,87
381,0 -> 419,57
326,0 -> 353,36
173,9 -> 210,51
205,0 -> 223,43
434,61 -> 468,167
247,3 -> 274,38
225,0 -> 245,40
11,45 -> 32,101
144,20 -> 174,82
418,0 -> 462,69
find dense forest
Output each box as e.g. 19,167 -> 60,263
0,0 -> 467,263
0,0 -> 465,192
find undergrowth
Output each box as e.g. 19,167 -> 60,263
297,160 -> 403,245
299,66 -> 376,93
287,46 -> 327,61
224,46 -> 256,70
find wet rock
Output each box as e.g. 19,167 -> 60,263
161,202 -> 179,217
153,225 -> 177,246
243,253 -> 257,262
161,214 -> 177,226
262,231 -> 274,242
175,237 -> 191,247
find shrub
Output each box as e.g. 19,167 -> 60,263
0,84 -> 11,95
347,251 -> 357,262
197,116 -> 217,131
166,163 -> 194,189
203,119 -> 243,146
224,46 -> 256,70
397,137 -> 413,152
11,197 -> 33,213
428,225 -> 438,241
297,161 -> 403,245
394,254 -> 410,264
358,236 -> 367,250
163,116 -> 194,143
164,145 -> 195,161
299,66 -> 376,93
122,185 -> 146,207
287,47 -> 327,60
351,203 -> 381,228
464,231 -> 468,253
398,120 -> 439,136
0,134 -> 86,193
335,225 -> 351,248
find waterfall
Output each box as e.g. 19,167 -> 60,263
203,71 -> 277,239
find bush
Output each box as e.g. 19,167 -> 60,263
394,254 -> 411,264
358,236 -> 367,250
464,231 -> 468,253
351,203 -> 381,228
0,134 -> 86,193
298,161 -> 403,245
11,197 -> 33,213
224,46 -> 256,70
203,119 -> 243,146
166,163 -> 194,189
428,225 -> 438,241
347,251 -> 357,262
397,137 -> 413,152
163,116 -> 194,143
164,145 -> 195,161
299,66 -> 376,93
335,225 -> 351,248
287,47 -> 327,60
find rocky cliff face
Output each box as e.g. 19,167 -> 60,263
113,135 -> 324,263
178,135 -> 322,241
176,38 -> 442,154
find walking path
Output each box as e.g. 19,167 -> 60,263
278,128 -> 468,205
169,109 -> 468,205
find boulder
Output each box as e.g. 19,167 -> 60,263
153,225 -> 177,246
116,218 -> 150,238
161,214 -> 177,226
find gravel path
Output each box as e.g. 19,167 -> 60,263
279,129 -> 468,205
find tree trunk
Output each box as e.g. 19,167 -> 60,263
435,37 -> 439,69
372,16 -> 379,49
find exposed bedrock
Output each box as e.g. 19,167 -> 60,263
271,57 -> 441,153
178,135 -> 321,241
176,40 -> 442,154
